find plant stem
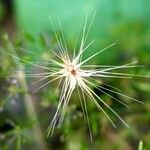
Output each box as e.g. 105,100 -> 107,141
7,41 -> 48,150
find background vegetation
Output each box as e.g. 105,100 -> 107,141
0,0 -> 150,150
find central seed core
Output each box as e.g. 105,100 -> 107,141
71,69 -> 76,76
65,63 -> 78,76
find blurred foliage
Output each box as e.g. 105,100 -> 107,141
0,1 -> 4,22
0,0 -> 150,150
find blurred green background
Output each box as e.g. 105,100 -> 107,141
0,0 -> 150,150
